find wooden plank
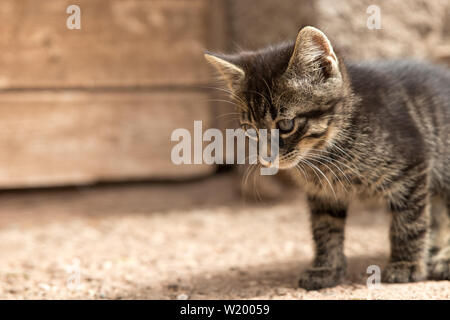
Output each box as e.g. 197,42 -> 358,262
0,91 -> 215,187
0,0 -> 212,89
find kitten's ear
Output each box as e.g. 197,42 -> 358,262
286,26 -> 340,81
204,53 -> 245,90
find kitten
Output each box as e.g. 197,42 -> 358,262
205,26 -> 450,290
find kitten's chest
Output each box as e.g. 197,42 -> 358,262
286,162 -> 378,200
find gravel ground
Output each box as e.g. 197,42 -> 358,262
0,173 -> 448,300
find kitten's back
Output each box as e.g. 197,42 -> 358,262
347,60 -> 450,191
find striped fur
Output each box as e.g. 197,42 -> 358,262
205,27 -> 450,290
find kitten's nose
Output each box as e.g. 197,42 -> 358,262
259,155 -> 279,168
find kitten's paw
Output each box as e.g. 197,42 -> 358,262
382,261 -> 427,283
428,248 -> 450,280
298,267 -> 345,290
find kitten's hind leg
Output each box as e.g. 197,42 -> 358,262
428,196 -> 450,280
298,195 -> 347,290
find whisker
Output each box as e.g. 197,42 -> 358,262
241,164 -> 254,195
306,154 -> 348,192
305,153 -> 352,185
295,163 -> 309,183
216,112 -> 241,119
298,158 -> 325,190
301,158 -> 337,200
253,163 -> 263,202
206,99 -> 246,112
305,145 -> 363,180
202,85 -> 247,106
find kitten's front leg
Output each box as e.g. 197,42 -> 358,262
298,195 -> 348,290
383,176 -> 430,283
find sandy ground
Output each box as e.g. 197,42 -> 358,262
0,173 -> 448,300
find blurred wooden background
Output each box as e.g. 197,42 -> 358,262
0,0 -> 448,188
0,0 -> 225,187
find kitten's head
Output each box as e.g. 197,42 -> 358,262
205,26 -> 352,169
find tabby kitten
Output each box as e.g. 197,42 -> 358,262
205,26 -> 450,290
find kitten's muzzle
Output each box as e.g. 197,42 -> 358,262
258,155 -> 279,168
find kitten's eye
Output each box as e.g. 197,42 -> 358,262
276,119 -> 295,134
241,123 -> 258,140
